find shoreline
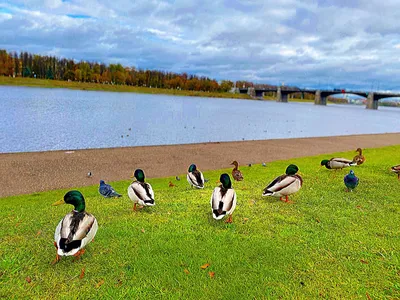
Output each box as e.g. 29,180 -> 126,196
1,132 -> 399,198
0,77 -> 252,99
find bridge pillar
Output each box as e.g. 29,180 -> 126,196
366,92 -> 378,109
247,87 -> 255,97
276,87 -> 288,102
314,90 -> 326,105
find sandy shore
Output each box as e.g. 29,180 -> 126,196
1,133 -> 399,198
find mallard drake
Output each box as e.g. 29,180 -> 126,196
231,161 -> 243,181
211,173 -> 237,223
391,165 -> 400,180
262,164 -> 302,203
320,158 -> 356,169
344,170 -> 359,191
127,169 -> 155,211
187,164 -> 205,189
99,180 -> 122,198
353,148 -> 366,165
52,190 -> 98,264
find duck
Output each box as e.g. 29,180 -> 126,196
187,164 -> 205,189
127,169 -> 155,211
391,165 -> 400,180
353,148 -> 366,165
320,158 -> 356,170
52,190 -> 98,264
262,164 -> 302,203
344,170 -> 359,191
211,173 -> 237,223
231,160 -> 243,181
99,180 -> 122,198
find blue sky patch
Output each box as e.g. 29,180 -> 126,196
66,14 -> 91,19
0,7 -> 13,14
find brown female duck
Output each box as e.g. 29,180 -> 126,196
230,160 -> 243,181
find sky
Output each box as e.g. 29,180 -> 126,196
1,0 -> 400,91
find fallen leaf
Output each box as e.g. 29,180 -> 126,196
360,259 -> 368,264
141,228 -> 145,233
36,230 -> 42,236
183,269 -> 190,274
25,276 -> 31,283
79,268 -> 85,279
315,218 -> 321,223
208,271 -> 215,278
96,279 -> 105,288
116,279 -> 123,286
15,222 -> 21,227
168,181 -> 175,187
200,263 -> 210,270
356,205 -> 363,209
366,292 -> 372,300
243,218 -> 249,223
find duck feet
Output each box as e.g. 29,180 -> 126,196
280,196 -> 294,204
225,215 -> 233,223
51,254 -> 60,265
73,249 -> 86,261
51,242 -> 60,264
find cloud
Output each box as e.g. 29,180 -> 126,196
1,0 -> 400,90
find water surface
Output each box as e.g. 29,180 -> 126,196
1,86 -> 399,153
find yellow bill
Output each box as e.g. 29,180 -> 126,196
52,199 -> 65,206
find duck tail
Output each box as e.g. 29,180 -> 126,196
212,210 -> 226,220
262,189 -> 273,196
144,199 -> 155,206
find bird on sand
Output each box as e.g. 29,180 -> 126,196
52,190 -> 98,264
344,170 -> 359,192
262,164 -> 303,203
99,180 -> 122,198
211,173 -> 237,223
231,161 -> 244,181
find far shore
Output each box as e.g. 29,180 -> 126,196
0,76 -> 254,99
1,133 -> 399,198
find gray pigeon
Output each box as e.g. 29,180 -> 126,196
99,180 -> 122,198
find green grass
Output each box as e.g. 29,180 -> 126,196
1,145 -> 399,299
0,76 -> 252,100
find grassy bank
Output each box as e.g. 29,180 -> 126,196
0,146 -> 399,298
0,76 -> 252,99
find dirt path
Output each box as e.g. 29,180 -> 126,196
1,133 -> 399,197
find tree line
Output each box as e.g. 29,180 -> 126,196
0,49 -> 249,92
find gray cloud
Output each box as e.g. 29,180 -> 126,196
1,0 -> 400,90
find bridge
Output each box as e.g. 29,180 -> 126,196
237,87 -> 400,109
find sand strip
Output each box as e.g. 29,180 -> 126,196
1,133 -> 399,197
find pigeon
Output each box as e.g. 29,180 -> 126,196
262,162 -> 267,167
99,180 -> 122,198
344,170 -> 359,192
87,171 -> 92,178
176,176 -> 181,181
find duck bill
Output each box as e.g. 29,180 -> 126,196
52,199 -> 65,206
